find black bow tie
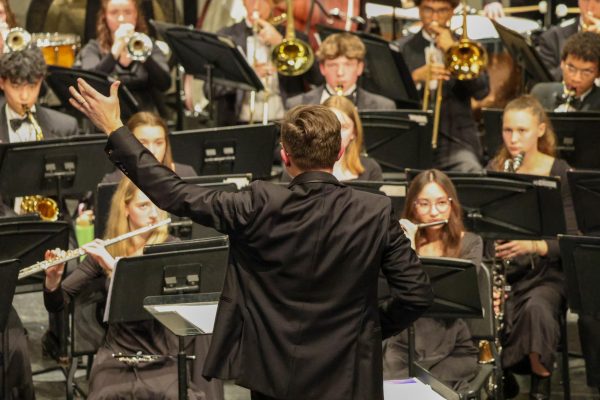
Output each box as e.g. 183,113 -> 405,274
325,86 -> 358,104
10,116 -> 31,131
555,92 -> 581,111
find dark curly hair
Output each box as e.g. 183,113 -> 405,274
561,31 -> 600,64
0,47 -> 47,83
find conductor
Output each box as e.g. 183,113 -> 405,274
67,79 -> 433,400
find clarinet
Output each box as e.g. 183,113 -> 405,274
18,218 -> 171,280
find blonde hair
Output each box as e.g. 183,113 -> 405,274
323,95 -> 365,176
316,32 -> 366,62
103,178 -> 169,259
491,95 -> 557,171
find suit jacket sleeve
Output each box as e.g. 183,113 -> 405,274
106,127 -> 255,234
537,30 -> 563,81
378,212 -> 433,339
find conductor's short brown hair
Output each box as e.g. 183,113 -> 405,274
316,33 -> 366,62
281,105 -> 341,170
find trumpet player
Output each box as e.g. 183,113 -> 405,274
286,32 -> 396,110
211,0 -> 321,125
78,0 -> 171,115
381,169 -> 482,390
487,96 -> 578,399
393,0 -> 489,173
538,0 -> 600,80
532,32 -> 600,111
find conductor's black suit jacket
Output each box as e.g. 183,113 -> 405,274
106,127 -> 433,400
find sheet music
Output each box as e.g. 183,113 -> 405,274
384,379 -> 446,399
152,303 -> 218,334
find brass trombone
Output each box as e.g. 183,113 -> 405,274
272,0 -> 314,76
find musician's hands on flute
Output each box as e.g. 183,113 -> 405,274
44,248 -> 67,292
82,239 -> 117,278
399,218 -> 418,250
69,78 -> 124,135
495,239 -> 549,259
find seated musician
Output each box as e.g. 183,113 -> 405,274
77,0 -> 171,115
101,112 -> 196,183
0,47 -> 79,144
212,0 -> 322,125
537,0 -> 600,81
488,95 -> 577,400
281,95 -> 383,182
43,178 -> 220,400
381,169 -> 480,391
285,32 -> 396,110
393,0 -> 489,173
531,31 -> 600,112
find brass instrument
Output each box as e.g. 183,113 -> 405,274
5,28 -> 32,52
17,218 -> 171,280
421,31 -> 444,149
24,105 -> 44,141
272,0 -> 314,76
501,1 -> 548,14
335,84 -> 344,96
126,32 -> 153,62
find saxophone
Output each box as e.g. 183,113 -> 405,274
479,152 -> 526,364
19,105 -> 60,221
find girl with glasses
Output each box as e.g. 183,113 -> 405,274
382,169 -> 481,391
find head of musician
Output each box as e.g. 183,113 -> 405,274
560,32 -> 600,98
317,33 -> 366,96
580,0 -> 600,29
0,47 -> 46,117
105,178 -> 169,257
96,0 -> 148,53
404,169 -> 464,257
322,95 -> 366,178
491,95 -> 557,171
126,112 -> 174,169
415,0 -> 459,37
280,105 -> 342,177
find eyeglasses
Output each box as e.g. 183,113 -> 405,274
420,6 -> 454,17
414,198 -> 452,214
564,63 -> 598,79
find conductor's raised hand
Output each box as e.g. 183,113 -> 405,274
69,78 -> 124,135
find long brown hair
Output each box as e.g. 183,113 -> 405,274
96,0 -> 149,53
0,0 -> 17,28
403,169 -> 464,257
490,95 -> 557,171
323,95 -> 365,175
103,178 -> 169,259
126,111 -> 174,168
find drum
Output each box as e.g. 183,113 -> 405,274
33,33 -> 80,67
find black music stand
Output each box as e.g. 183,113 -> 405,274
95,177 -> 242,240
344,180 -> 408,217
105,237 -> 229,400
567,170 -> 600,236
482,108 -> 600,168
46,66 -> 139,122
0,217 -> 70,292
170,123 -> 278,179
559,235 -> 600,318
491,20 -> 554,89
405,170 -> 566,240
152,21 -> 263,123
0,258 -> 20,399
0,136 -> 115,211
359,110 -> 433,172
318,27 -> 420,108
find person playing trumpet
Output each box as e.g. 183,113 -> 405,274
381,169 -> 482,391
393,0 -> 489,173
78,0 -> 171,116
532,31 -> 600,112
537,0 -> 600,81
43,178 -> 221,400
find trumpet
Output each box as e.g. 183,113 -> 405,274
126,32 -> 153,62
5,27 -> 32,52
17,218 -> 171,280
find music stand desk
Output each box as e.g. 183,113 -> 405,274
567,170 -> 600,236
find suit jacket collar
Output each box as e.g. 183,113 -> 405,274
288,171 -> 344,188
0,102 -> 8,144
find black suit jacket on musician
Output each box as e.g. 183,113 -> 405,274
530,82 -> 600,111
105,127 -> 433,400
214,21 -> 323,124
394,31 -> 490,157
0,102 -> 79,144
537,18 -> 579,82
285,85 -> 397,110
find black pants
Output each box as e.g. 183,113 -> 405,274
578,315 -> 600,388
251,391 -> 283,400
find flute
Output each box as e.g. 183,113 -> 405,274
18,218 -> 171,280
416,219 -> 448,229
